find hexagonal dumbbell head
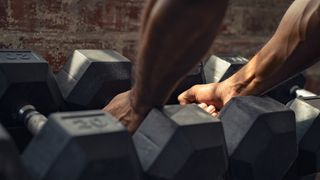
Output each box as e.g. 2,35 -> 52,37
133,105 -> 228,180
284,96 -> 320,179
219,96 -> 297,180
204,55 -> 248,83
55,50 -> 132,110
22,110 -> 142,180
167,63 -> 205,104
0,50 -> 62,123
0,124 -> 30,180
301,173 -> 320,180
266,74 -> 306,104
203,54 -> 306,104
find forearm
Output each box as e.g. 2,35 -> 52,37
131,0 -> 228,114
140,0 -> 157,40
223,0 -> 320,97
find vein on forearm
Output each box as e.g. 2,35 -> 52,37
226,0 -> 320,96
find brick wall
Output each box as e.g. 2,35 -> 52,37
0,0 -> 144,70
0,0 -> 319,93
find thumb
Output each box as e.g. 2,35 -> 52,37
178,88 -> 196,105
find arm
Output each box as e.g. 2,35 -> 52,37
104,0 -> 229,132
104,0 -> 228,132
139,0 -> 157,40
132,0 -> 228,117
179,0 -> 320,109
226,0 -> 320,96
128,0 -> 157,65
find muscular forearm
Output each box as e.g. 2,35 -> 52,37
131,0 -> 228,114
223,0 -> 320,98
140,0 -> 157,40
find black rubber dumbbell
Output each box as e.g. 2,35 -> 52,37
169,55 -> 248,104
301,173 -> 320,180
0,50 -> 62,124
133,104 -> 228,180
133,96 -> 297,180
19,106 -> 142,180
283,91 -> 320,180
55,49 -> 206,107
0,50 -> 142,180
290,86 -> 317,98
55,49 -> 132,110
204,55 -> 306,104
204,55 -> 248,83
219,96 -> 297,180
56,50 -> 229,180
266,74 -> 306,104
0,124 -> 30,180
0,49 -> 63,149
167,63 -> 205,104
55,50 -> 298,180
55,50 -> 250,107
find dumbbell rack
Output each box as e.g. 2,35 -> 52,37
1,49 -> 320,180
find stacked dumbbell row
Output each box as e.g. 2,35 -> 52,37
1,50 -> 307,151
0,49 -> 318,180
0,50 -> 146,180
54,50 -> 306,108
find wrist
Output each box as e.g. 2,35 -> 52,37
218,80 -> 245,104
129,90 -> 153,118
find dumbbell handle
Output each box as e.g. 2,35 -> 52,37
290,85 -> 317,98
18,105 -> 47,135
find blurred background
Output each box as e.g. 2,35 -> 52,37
0,0 -> 319,93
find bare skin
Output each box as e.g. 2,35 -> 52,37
179,0 -> 320,115
104,0 -> 229,132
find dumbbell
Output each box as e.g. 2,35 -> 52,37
56,50 -> 229,179
168,55 -> 248,104
131,96 -> 296,180
0,50 -> 142,180
133,96 -> 296,180
167,63 -> 205,104
55,49 -> 132,110
301,173 -> 320,180
204,55 -> 306,104
290,85 -> 317,98
0,50 -> 62,120
0,49 -> 63,149
133,104 -> 228,180
55,51 -> 249,108
266,74 -> 306,104
203,55 -> 249,83
217,96 -> 297,180
59,50 -> 302,108
283,90 -> 320,180
19,106 -> 142,180
0,123 -> 29,180
55,49 -> 206,107
56,50 -> 298,179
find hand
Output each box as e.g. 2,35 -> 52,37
198,103 -> 219,117
178,82 -> 238,110
102,91 -> 146,133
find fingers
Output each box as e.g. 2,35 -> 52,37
206,105 -> 216,114
198,103 -> 215,114
198,103 -> 219,117
211,112 -> 218,117
198,103 -> 207,109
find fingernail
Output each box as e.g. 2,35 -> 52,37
206,105 -> 215,113
198,103 -> 208,108
212,112 -> 218,117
